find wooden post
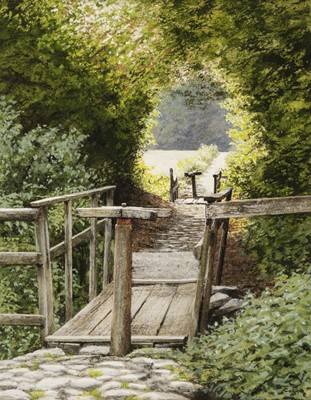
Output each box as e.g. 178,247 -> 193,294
170,168 -> 174,202
89,194 -> 98,301
199,219 -> 220,333
35,206 -> 54,338
215,189 -> 232,285
103,189 -> 114,288
190,220 -> 212,340
64,200 -> 73,322
110,218 -> 132,356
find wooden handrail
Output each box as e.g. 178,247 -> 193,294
206,195 -> 311,219
31,186 -> 116,207
31,185 -> 116,323
0,208 -> 40,221
0,252 -> 42,266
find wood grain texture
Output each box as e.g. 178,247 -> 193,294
0,252 -> 42,266
206,195 -> 311,219
0,208 -> 39,221
89,194 -> 98,301
131,284 -> 177,336
158,283 -> 196,336
64,200 -> 73,322
45,335 -> 187,344
0,314 -> 45,326
110,222 -> 132,356
53,283 -> 114,336
35,206 -> 54,336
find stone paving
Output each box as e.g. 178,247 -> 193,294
0,347 -> 203,400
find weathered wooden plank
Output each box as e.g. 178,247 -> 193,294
131,286 -> 154,318
0,252 -> 42,266
0,314 -> 45,326
158,283 -> 196,336
190,224 -> 211,340
50,219 -> 106,259
64,200 -> 73,322
76,207 -> 156,220
31,186 -> 116,207
131,284 -> 177,336
103,189 -> 114,288
111,220 -> 132,356
89,194 -> 98,301
0,208 -> 40,221
35,207 -> 54,336
199,220 -> 221,333
132,278 -> 197,285
53,283 -> 114,336
206,195 -> 311,219
45,335 -> 187,344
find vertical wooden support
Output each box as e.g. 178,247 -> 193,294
215,218 -> 230,285
103,189 -> 114,288
215,189 -> 232,285
64,200 -> 73,322
199,219 -> 220,333
35,207 -> 54,338
110,218 -> 132,356
190,220 -> 212,341
170,168 -> 174,202
89,194 -> 98,301
191,175 -> 197,198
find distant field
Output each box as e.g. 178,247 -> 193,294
143,150 -> 198,175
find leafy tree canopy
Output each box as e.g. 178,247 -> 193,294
0,0 -> 178,180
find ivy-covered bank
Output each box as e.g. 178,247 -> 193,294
179,271 -> 311,400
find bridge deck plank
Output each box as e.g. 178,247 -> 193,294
50,282 -> 195,343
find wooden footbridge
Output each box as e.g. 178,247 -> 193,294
0,183 -> 310,356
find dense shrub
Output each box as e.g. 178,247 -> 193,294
179,270 -> 311,399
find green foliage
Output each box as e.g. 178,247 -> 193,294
179,270 -> 311,399
28,390 -> 46,400
0,0 -> 176,181
0,96 -> 92,202
244,215 -> 311,275
177,144 -> 219,175
134,159 -> 170,200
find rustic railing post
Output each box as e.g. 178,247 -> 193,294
89,194 -> 98,301
110,213 -> 132,356
103,189 -> 114,288
215,189 -> 233,285
190,220 -> 212,340
199,219 -> 221,333
64,200 -> 73,321
35,206 -> 54,337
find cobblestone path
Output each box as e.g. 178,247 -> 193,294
0,347 -> 202,400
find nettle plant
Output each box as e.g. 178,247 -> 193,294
178,269 -> 311,400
